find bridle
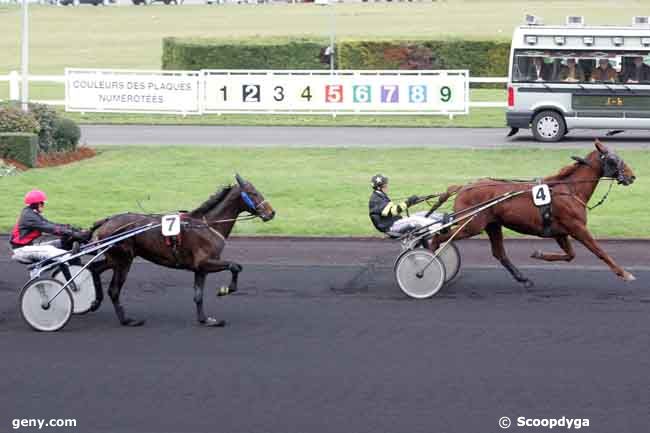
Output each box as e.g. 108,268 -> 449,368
240,190 -> 268,216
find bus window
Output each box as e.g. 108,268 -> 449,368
511,49 -> 650,84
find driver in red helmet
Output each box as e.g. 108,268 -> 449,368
10,190 -> 90,263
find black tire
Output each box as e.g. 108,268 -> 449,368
532,110 -> 566,142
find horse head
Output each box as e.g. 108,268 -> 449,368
593,140 -> 636,186
234,173 -> 276,222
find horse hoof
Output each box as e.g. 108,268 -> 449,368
530,250 -> 543,260
623,272 -> 637,282
203,317 -> 226,327
522,280 -> 534,288
216,286 -> 237,297
122,318 -> 146,327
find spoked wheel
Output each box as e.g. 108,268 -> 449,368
53,265 -> 96,315
19,278 -> 73,332
435,242 -> 462,283
394,249 -> 446,299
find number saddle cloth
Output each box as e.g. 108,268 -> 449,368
534,178 -> 554,238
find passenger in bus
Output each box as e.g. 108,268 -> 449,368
560,58 -> 585,82
590,59 -> 617,82
622,56 -> 650,83
549,59 -> 564,81
527,57 -> 549,81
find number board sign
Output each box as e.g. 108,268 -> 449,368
201,70 -> 469,115
65,69 -> 201,114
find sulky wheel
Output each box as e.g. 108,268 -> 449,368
19,278 -> 73,332
53,265 -> 96,315
394,249 -> 446,299
434,242 -> 461,283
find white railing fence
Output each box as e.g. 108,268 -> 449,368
0,71 -> 508,109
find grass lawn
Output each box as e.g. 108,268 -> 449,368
2,146 -> 647,237
1,2 -> 649,74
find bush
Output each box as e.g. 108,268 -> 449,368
0,133 -> 38,167
337,39 -> 511,76
162,37 -> 511,76
53,118 -> 81,152
0,106 -> 40,135
28,103 -> 60,152
162,37 -> 330,70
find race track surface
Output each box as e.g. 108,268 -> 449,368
80,125 -> 650,148
1,238 -> 649,433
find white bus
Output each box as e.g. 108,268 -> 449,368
507,16 -> 650,142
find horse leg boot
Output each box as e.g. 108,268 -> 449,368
194,272 -> 225,327
531,235 -> 576,262
486,224 -> 533,288
570,226 -> 636,281
108,262 -> 145,327
218,262 -> 242,297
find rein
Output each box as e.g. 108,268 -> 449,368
561,179 -> 614,211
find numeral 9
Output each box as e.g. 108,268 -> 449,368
440,86 -> 452,102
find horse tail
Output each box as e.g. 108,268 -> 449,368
90,217 -> 111,233
426,184 -> 461,216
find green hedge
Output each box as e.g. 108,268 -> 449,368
0,133 -> 38,168
337,40 -> 510,76
162,37 -> 329,70
162,37 -> 510,76
0,105 -> 40,135
0,102 -> 80,153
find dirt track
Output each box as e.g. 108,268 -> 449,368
1,238 -> 648,433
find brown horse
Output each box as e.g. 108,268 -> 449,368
89,174 -> 275,327
431,140 -> 636,287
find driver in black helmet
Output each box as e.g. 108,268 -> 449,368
368,174 -> 441,234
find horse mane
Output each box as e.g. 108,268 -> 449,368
189,185 -> 233,218
544,151 -> 598,182
544,163 -> 581,181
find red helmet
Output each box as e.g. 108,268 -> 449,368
24,190 -> 47,205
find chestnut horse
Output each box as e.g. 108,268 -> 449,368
431,140 -> 636,287
89,174 -> 275,327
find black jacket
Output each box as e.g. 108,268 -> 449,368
10,207 -> 73,248
368,190 -> 406,233
623,64 -> 650,83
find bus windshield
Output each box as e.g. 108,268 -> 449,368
511,49 -> 650,84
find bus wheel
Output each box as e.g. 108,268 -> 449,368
532,110 -> 566,142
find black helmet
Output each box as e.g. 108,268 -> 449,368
371,174 -> 388,190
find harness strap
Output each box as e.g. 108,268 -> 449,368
203,217 -> 225,241
534,177 -> 554,237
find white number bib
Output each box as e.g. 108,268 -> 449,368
161,214 -> 181,236
532,184 -> 551,206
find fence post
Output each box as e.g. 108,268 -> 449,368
9,70 -> 20,101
